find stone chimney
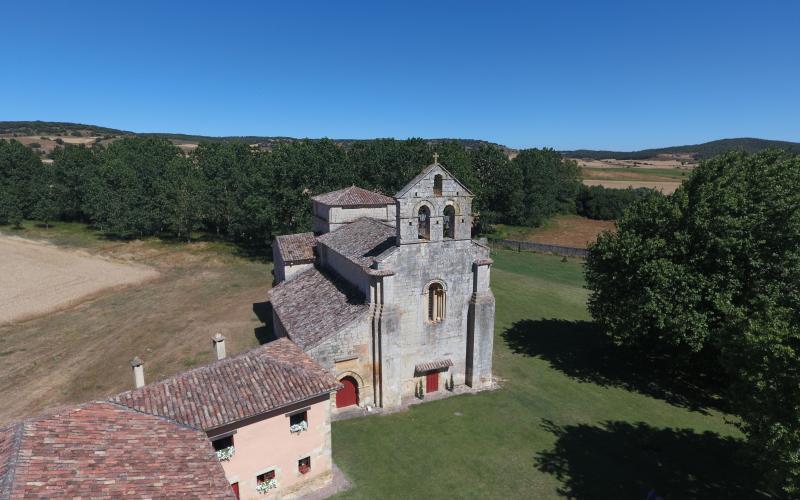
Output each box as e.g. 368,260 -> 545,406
212,333 -> 226,361
130,357 -> 145,388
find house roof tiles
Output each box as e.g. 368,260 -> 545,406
0,401 -> 234,499
112,338 -> 340,431
275,232 -> 317,263
268,268 -> 369,350
311,186 -> 394,206
316,218 -> 396,269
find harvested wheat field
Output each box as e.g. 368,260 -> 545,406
0,223 -> 270,424
0,234 -> 159,324
582,179 -> 681,194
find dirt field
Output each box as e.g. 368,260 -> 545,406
582,179 -> 681,194
493,215 -> 616,249
0,235 -> 159,324
0,224 -> 270,424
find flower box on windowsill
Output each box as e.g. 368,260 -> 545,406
298,464 -> 311,475
215,446 -> 235,461
289,420 -> 308,434
256,478 -> 277,494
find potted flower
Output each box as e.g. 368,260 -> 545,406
289,420 -> 308,434
215,445 -> 235,461
299,463 -> 311,475
256,478 -> 277,494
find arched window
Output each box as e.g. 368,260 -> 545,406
433,174 -> 443,196
427,282 -> 446,322
418,205 -> 431,240
443,205 -> 455,239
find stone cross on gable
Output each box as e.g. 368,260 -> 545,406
433,152 -> 439,164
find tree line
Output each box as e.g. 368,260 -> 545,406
0,137 -> 587,251
586,150 -> 800,495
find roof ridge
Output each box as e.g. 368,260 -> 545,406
0,421 -> 25,499
111,339 -> 299,399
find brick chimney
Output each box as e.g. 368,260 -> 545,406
212,333 -> 226,361
130,357 -> 145,388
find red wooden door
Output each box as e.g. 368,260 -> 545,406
336,376 -> 358,408
426,372 -> 439,393
231,482 -> 239,499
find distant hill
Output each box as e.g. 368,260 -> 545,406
0,121 -> 507,152
562,138 -> 800,160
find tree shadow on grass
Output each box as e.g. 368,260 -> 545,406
502,319 -> 725,413
535,420 -> 774,499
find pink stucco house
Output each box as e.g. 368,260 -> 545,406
112,338 -> 341,499
1,337 -> 341,499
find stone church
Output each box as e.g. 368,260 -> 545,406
269,159 -> 495,410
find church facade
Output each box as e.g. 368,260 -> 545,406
269,160 -> 495,410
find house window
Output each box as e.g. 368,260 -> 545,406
443,205 -> 455,239
433,174 -> 443,196
257,470 -> 276,483
298,456 -> 311,475
212,435 -> 234,451
427,283 -> 445,322
289,411 -> 308,433
418,206 -> 431,240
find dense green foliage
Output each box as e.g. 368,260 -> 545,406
575,185 -> 660,220
585,150 -> 800,494
563,137 -> 800,160
0,137 -> 579,249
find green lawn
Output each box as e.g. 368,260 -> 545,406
332,250 -> 769,499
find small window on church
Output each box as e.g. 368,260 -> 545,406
418,206 -> 431,240
427,283 -> 445,322
433,175 -> 443,196
443,205 -> 455,239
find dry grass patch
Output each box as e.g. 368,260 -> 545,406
493,215 -> 616,249
582,179 -> 681,194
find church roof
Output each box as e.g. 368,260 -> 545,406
275,232 -> 316,263
112,338 -> 340,431
316,217 -> 396,269
268,268 -> 369,350
311,185 -> 395,206
0,401 -> 234,499
394,162 -> 474,198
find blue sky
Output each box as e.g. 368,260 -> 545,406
2,1 -> 798,150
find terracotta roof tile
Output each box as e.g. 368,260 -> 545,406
112,338 -> 340,431
275,232 -> 316,263
268,268 -> 369,349
0,402 -> 234,499
311,186 -> 394,206
317,218 -> 396,269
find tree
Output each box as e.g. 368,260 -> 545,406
0,139 -> 43,227
50,144 -> 99,221
470,144 -> 523,228
513,148 -> 581,226
585,150 -> 800,494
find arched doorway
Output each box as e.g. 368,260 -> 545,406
336,376 -> 359,408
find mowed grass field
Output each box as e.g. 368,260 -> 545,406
0,223 -> 270,424
331,250 -> 768,499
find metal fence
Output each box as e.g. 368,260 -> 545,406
491,239 -> 588,258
